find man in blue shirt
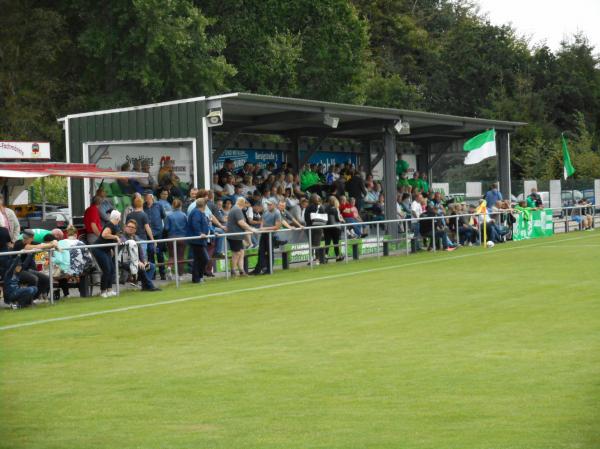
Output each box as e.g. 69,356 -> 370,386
144,192 -> 166,280
186,198 -> 210,283
484,184 -> 503,211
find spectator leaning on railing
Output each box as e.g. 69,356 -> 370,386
93,210 -> 121,298
226,197 -> 258,276
251,199 -> 282,276
12,229 -> 57,301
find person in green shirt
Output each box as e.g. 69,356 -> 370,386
300,164 -> 322,193
408,172 -> 420,190
418,173 -> 430,194
526,188 -> 543,209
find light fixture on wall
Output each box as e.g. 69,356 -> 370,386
323,114 -> 339,128
394,119 -> 410,135
206,108 -> 223,127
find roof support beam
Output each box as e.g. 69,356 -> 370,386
370,146 -> 385,168
289,118 -> 388,138
212,129 -> 242,160
299,133 -> 330,167
427,148 -> 448,171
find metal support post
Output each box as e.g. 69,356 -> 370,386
268,230 -> 273,274
173,240 -> 179,288
432,218 -> 436,252
224,238 -> 230,279
344,224 -> 349,264
308,228 -> 313,269
114,243 -> 120,296
456,216 -> 460,245
48,249 -> 54,304
376,224 -> 380,260
405,221 -> 410,256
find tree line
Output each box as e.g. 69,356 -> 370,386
1,0 -> 599,179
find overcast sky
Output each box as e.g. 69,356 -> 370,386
475,0 -> 600,52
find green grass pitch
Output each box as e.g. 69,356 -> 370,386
1,231 -> 599,449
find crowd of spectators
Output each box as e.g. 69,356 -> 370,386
0,161 -> 597,308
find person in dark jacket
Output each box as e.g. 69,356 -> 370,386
323,196 -> 344,262
164,198 -> 188,279
144,192 -> 166,280
186,198 -> 210,284
3,256 -> 37,309
346,169 -> 367,211
303,194 -> 326,265
420,206 -> 455,252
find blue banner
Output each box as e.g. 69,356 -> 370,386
300,151 -> 359,167
213,149 -> 284,172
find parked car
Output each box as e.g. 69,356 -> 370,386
516,191 -> 550,205
581,189 -> 595,205
561,190 -> 583,207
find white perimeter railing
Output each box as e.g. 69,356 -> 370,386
0,205 -> 597,304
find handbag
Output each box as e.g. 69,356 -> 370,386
310,206 -> 328,225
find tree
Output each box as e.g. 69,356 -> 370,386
201,0 -> 372,104
62,0 -> 235,109
0,0 -> 69,157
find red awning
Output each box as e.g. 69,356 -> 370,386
0,163 -> 148,180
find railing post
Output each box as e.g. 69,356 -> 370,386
308,228 -> 313,269
173,240 -> 179,288
114,242 -> 120,296
455,215 -> 460,246
376,224 -> 380,260
432,217 -> 436,252
224,238 -> 230,279
405,220 -> 410,256
48,249 -> 54,304
268,230 -> 273,274
344,223 -> 349,264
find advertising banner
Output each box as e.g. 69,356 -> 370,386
299,151 -> 359,168
90,143 -> 195,185
212,149 -> 284,173
512,209 -> 554,241
0,141 -> 50,159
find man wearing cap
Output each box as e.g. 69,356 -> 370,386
11,229 -> 58,300
250,199 -> 282,275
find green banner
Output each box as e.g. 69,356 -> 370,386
512,208 -> 554,241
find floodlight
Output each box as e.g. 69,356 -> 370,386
206,109 -> 223,127
394,119 -> 410,135
323,114 -> 339,129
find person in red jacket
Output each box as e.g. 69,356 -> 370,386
339,195 -> 362,238
83,196 -> 103,243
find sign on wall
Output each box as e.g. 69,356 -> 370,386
0,141 -> 50,159
300,151 -> 359,168
89,142 -> 195,184
212,149 -> 284,173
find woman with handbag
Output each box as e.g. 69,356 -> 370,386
304,194 -> 326,265
324,196 -> 344,262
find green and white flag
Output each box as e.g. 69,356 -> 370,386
463,129 -> 496,165
561,133 -> 575,180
